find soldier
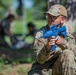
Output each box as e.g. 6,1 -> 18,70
28,4 -> 76,75
22,22 -> 38,47
26,22 -> 37,37
0,14 -> 16,47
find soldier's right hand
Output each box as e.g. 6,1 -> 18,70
46,36 -> 55,51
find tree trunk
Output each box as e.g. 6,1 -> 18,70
16,0 -> 23,19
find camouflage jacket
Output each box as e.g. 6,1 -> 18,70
33,25 -> 76,64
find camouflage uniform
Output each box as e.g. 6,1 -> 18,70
28,4 -> 76,75
28,25 -> 76,75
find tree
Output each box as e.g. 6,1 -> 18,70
31,0 -> 47,19
0,0 -> 15,19
16,0 -> 23,18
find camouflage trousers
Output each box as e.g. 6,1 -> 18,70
28,49 -> 76,75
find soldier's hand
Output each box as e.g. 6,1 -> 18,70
46,36 -> 64,51
48,36 -> 55,45
46,36 -> 55,51
55,36 -> 63,45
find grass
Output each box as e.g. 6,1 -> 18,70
0,63 -> 31,75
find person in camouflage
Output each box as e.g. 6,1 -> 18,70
28,4 -> 76,75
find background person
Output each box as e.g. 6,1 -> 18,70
0,14 -> 16,47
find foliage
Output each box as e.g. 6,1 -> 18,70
0,0 -> 14,18
31,0 -> 47,20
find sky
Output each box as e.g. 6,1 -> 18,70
23,0 -> 34,8
11,0 -> 34,10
